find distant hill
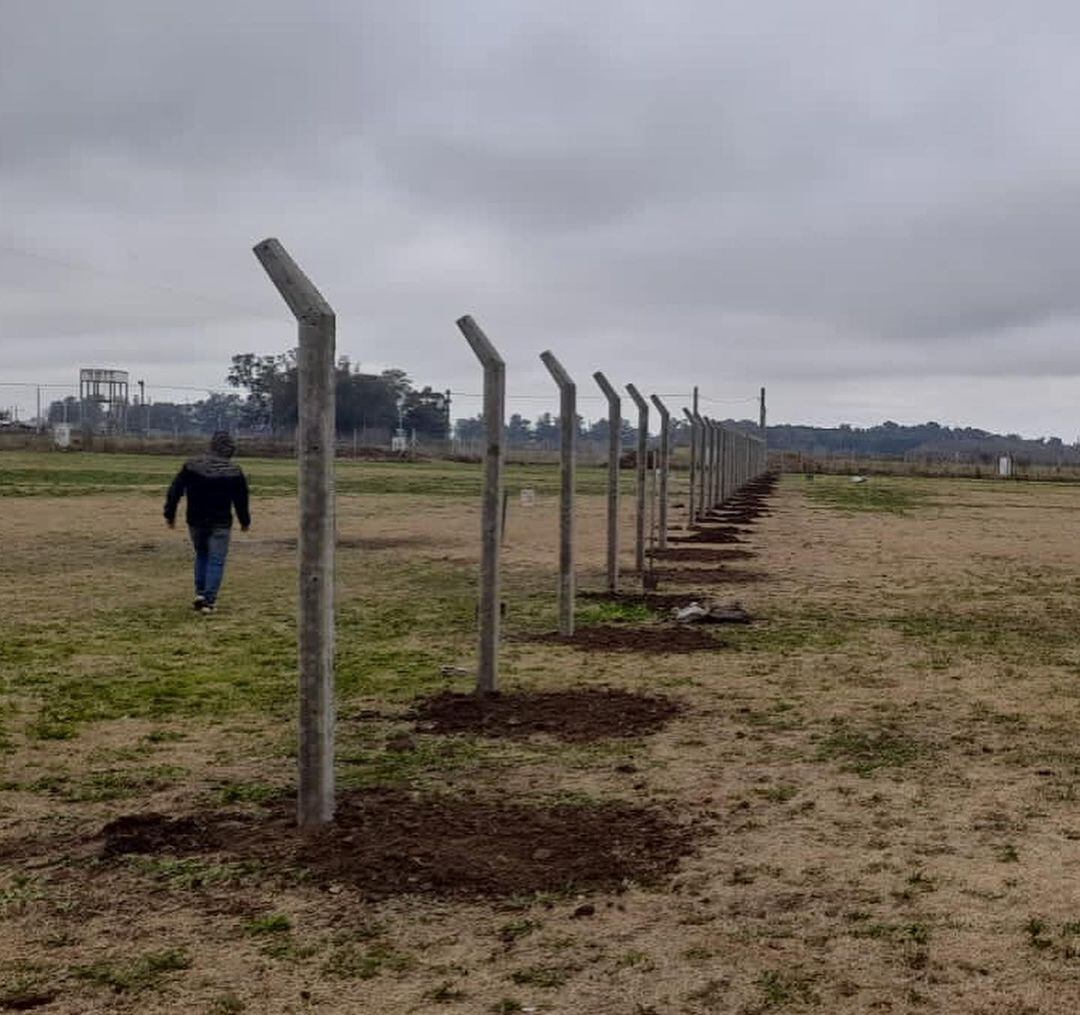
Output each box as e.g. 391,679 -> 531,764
760,420 -> 1080,465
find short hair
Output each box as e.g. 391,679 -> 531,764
209,431 -> 236,458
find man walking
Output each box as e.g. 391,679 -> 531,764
164,431 -> 251,613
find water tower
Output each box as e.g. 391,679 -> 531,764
79,368 -> 129,434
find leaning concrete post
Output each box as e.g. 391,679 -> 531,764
594,372 -> 621,594
458,316 -> 505,693
720,426 -> 729,503
625,384 -> 649,574
706,418 -> 717,511
650,395 -> 671,550
682,408 -> 697,524
692,410 -> 707,518
699,417 -> 709,511
541,351 -> 576,636
725,426 -> 735,501
253,237 -> 336,831
710,420 -> 720,509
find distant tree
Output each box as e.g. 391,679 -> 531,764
507,414 -> 532,445
533,412 -> 558,445
455,415 -> 484,441
403,386 -> 450,439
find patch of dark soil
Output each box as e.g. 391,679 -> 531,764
99,789 -> 697,900
412,688 -> 681,742
100,813 -> 221,857
652,567 -> 765,585
650,547 -> 755,562
706,510 -> 763,525
528,624 -> 724,653
669,527 -> 744,544
0,990 -> 57,1011
578,590 -> 720,611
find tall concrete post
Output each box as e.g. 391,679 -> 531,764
625,384 -> 649,574
682,408 -> 697,525
710,420 -> 721,509
458,316 -> 505,694
593,372 -> 621,594
253,237 -> 336,831
650,395 -> 671,550
691,386 -> 699,523
692,410 -> 707,519
717,425 -> 727,504
541,351 -> 576,636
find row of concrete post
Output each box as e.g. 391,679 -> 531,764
682,409 -> 768,528
251,235 -> 770,831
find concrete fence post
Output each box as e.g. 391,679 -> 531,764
458,315 -> 505,694
541,351 -> 576,635
650,395 -> 671,550
682,408 -> 697,525
700,416 -> 710,513
253,237 -> 336,832
720,426 -> 729,504
593,372 -> 621,594
707,419 -> 719,511
692,410 -> 707,518
625,384 -> 649,574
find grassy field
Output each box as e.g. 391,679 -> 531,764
5,456 -> 1080,1012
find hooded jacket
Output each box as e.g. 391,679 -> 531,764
164,455 -> 251,529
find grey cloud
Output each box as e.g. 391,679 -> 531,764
5,0 -> 1080,436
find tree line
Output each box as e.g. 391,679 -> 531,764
48,353 -> 452,438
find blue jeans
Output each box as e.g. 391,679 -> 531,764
188,525 -> 231,604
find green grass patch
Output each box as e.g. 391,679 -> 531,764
817,723 -> 925,776
215,781 -> 281,805
575,600 -> 654,626
243,914 -> 292,936
129,857 -> 261,891
727,606 -> 859,654
321,941 -> 414,980
4,558 -> 480,736
337,736 -> 500,789
0,451 -> 629,499
757,969 -> 820,1008
72,947 -> 192,993
805,477 -> 934,515
28,765 -> 186,802
509,965 -> 573,989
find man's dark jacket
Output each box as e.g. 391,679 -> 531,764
164,456 -> 251,529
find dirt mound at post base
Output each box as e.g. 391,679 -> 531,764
99,790 -> 695,900
578,591 -> 715,611
668,527 -> 744,544
101,814 -> 221,856
412,688 -> 681,741
650,547 -> 756,562
528,624 -> 724,653
651,567 -> 765,585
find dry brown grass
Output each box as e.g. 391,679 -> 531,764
5,464 -> 1080,1012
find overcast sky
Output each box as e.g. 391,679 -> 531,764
4,1 -> 1080,435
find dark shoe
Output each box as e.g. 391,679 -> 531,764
193,596 -> 207,612
202,601 -> 216,615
